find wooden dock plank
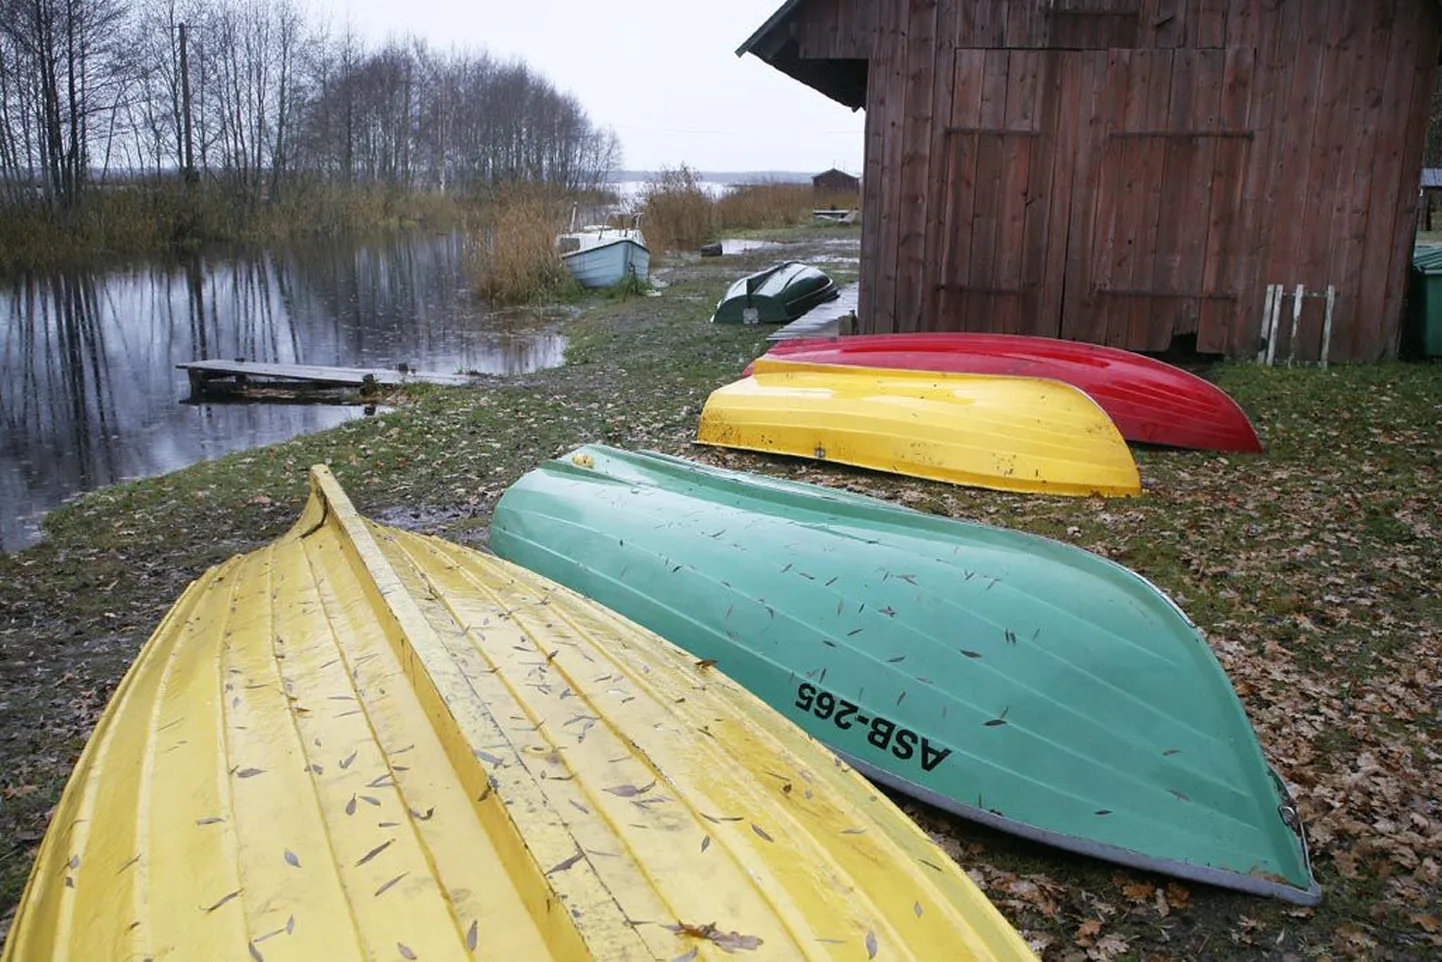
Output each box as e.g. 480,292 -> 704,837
178,360 -> 475,391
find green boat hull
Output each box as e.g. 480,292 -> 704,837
711,260 -> 840,323
491,445 -> 1319,904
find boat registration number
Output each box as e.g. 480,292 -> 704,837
794,682 -> 952,773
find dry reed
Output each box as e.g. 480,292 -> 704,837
469,186 -> 576,305
638,166 -> 715,254
0,180 -> 472,272
636,170 -> 862,255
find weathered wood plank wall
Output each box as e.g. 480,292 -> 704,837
791,0 -> 1442,361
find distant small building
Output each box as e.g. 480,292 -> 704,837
813,168 -> 860,193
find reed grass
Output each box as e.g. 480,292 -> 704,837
715,183 -> 859,230
468,185 -> 578,305
637,169 -> 861,255
638,166 -> 715,254
0,181 -> 473,273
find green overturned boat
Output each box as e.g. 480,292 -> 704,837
711,261 -> 840,323
491,446 -> 1320,904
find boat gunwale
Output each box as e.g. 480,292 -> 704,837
837,753 -> 1320,906
558,237 -> 651,262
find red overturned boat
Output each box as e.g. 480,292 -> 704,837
749,333 -> 1262,453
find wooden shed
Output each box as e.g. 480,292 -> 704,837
741,0 -> 1442,362
814,167 -> 862,191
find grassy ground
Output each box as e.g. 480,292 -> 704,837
1,231 -> 1439,959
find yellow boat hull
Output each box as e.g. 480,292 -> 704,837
698,358 -> 1142,497
3,466 -> 1035,962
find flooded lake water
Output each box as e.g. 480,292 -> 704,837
0,232 -> 566,552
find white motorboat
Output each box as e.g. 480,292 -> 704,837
557,212 -> 650,288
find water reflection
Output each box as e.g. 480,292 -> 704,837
0,233 -> 565,552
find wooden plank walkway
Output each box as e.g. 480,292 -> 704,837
767,283 -> 860,341
178,360 -> 475,397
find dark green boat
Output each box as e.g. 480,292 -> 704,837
491,445 -> 1320,904
710,261 -> 840,324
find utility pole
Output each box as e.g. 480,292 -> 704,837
179,22 -> 197,185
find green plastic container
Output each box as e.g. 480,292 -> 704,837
1408,245 -> 1442,357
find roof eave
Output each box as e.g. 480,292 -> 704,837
736,0 -> 868,110
736,0 -> 806,59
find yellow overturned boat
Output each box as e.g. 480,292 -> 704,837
698,358 -> 1142,497
2,467 -> 1034,962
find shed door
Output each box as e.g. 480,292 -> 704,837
933,50 -> 1066,337
1066,48 -> 1254,351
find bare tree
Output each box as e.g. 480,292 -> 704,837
0,0 -> 130,208
0,0 -> 620,219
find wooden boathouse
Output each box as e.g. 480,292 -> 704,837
741,0 -> 1442,361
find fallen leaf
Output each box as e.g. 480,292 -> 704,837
663,921 -> 762,953
1091,933 -> 1130,960
355,839 -> 394,866
1165,883 -> 1192,910
1121,881 -> 1155,901
547,850 -> 584,875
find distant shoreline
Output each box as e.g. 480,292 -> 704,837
610,169 -> 845,185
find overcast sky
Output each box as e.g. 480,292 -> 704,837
323,0 -> 867,174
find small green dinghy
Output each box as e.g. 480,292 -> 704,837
711,261 -> 840,323
491,446 -> 1320,904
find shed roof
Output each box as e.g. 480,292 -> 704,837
736,0 -> 866,109
1423,168 -> 1442,189
738,0 -> 1442,110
